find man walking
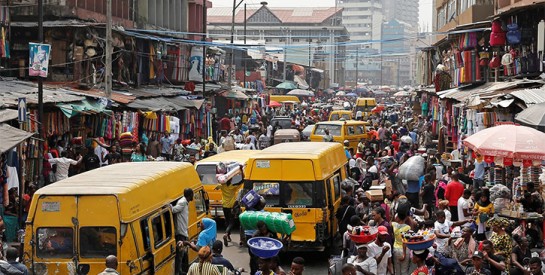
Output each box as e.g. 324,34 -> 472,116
445,172 -> 465,221
172,188 -> 193,274
48,151 -> 82,181
160,131 -> 173,160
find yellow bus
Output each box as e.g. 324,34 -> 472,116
244,142 -> 348,251
195,150 -> 261,218
270,95 -> 301,103
354,97 -> 377,119
309,120 -> 369,154
24,162 -> 208,275
328,110 -> 353,121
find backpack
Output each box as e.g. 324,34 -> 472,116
491,20 -> 503,32
490,32 -> 506,46
506,23 -> 521,45
223,136 -> 235,151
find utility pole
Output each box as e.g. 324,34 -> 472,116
282,28 -> 288,82
202,0 -> 207,94
105,0 -> 112,98
37,0 -> 44,185
355,46 -> 360,85
243,3 -> 247,85
229,0 -> 243,87
308,28 -> 311,89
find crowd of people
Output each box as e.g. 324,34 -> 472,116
2,92 -> 544,275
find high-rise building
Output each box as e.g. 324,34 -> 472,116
383,0 -> 419,29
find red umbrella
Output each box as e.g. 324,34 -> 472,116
463,124 -> 545,160
268,100 -> 282,108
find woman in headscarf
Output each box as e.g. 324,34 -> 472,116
473,191 -> 494,241
487,217 -> 513,260
181,218 -> 217,252
187,246 -> 221,275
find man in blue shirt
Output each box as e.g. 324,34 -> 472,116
473,154 -> 486,189
160,131 -> 173,160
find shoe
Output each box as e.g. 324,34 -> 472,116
223,235 -> 229,247
227,234 -> 232,242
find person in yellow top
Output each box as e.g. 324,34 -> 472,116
473,191 -> 494,241
216,165 -> 244,248
392,212 -> 411,275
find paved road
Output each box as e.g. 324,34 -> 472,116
217,227 -> 331,274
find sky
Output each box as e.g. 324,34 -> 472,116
210,0 -> 433,32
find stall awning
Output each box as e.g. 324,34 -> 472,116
127,97 -> 204,111
0,124 -> 33,154
223,90 -> 249,100
57,99 -> 112,118
0,109 -> 18,123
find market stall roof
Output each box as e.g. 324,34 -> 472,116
0,80 -> 85,108
515,102 -> 545,127
0,109 -> 18,123
11,19 -> 103,28
440,79 -> 544,102
221,90 -> 249,100
65,86 -> 189,105
194,83 -> 226,93
0,124 -> 33,154
510,88 -> 545,106
127,97 -> 204,111
56,99 -> 112,118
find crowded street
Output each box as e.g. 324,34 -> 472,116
0,0 -> 545,275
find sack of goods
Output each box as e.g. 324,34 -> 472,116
239,210 -> 296,235
119,132 -> 134,148
398,156 -> 425,181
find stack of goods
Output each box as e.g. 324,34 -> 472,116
530,165 -> 542,184
239,211 -> 296,235
494,167 -> 504,185
402,229 -> 436,250
347,226 -> 378,244
247,237 -> 283,258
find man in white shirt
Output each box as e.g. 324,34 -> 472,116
367,226 -> 393,275
172,188 -> 193,274
266,124 -> 273,138
457,189 -> 473,227
48,151 -> 82,181
434,210 -> 471,255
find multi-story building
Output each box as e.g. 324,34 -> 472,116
207,2 -> 348,88
382,0 -> 419,29
434,0 -> 494,42
381,20 -> 414,86
7,0 -> 210,85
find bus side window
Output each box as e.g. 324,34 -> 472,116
151,215 -> 165,248
347,126 -> 355,135
163,211 -> 173,240
332,175 -> 341,201
140,218 -> 150,251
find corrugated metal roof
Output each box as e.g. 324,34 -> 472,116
510,88 -> 545,106
127,97 -> 204,111
11,20 -> 103,28
0,80 -> 85,108
0,109 -> 18,123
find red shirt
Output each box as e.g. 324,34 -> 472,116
445,180 -> 464,206
219,117 -> 231,131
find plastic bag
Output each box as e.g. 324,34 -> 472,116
398,156 -> 425,181
490,184 -> 511,201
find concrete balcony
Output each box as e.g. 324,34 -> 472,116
496,0 -> 545,14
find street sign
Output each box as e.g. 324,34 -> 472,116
18,98 -> 27,122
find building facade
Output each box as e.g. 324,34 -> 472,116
207,3 -> 348,88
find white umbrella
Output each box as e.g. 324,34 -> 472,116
287,89 -> 314,97
336,91 -> 346,96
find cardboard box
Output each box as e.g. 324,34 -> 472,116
372,180 -> 380,186
365,190 -> 384,202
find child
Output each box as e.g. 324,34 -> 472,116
434,210 -> 472,256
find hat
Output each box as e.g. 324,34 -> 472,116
392,134 -> 398,140
85,47 -> 97,57
472,251 -> 484,259
356,244 -> 369,249
377,225 -> 389,235
344,140 -> 350,144
84,39 -> 97,47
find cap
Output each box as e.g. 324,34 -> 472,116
356,244 -> 369,249
377,225 -> 389,235
344,140 -> 349,144
472,251 -> 484,259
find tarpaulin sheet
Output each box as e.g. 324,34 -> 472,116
0,124 -> 33,154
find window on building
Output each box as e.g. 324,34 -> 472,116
292,38 -> 300,42
448,0 -> 457,21
265,38 -> 272,42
